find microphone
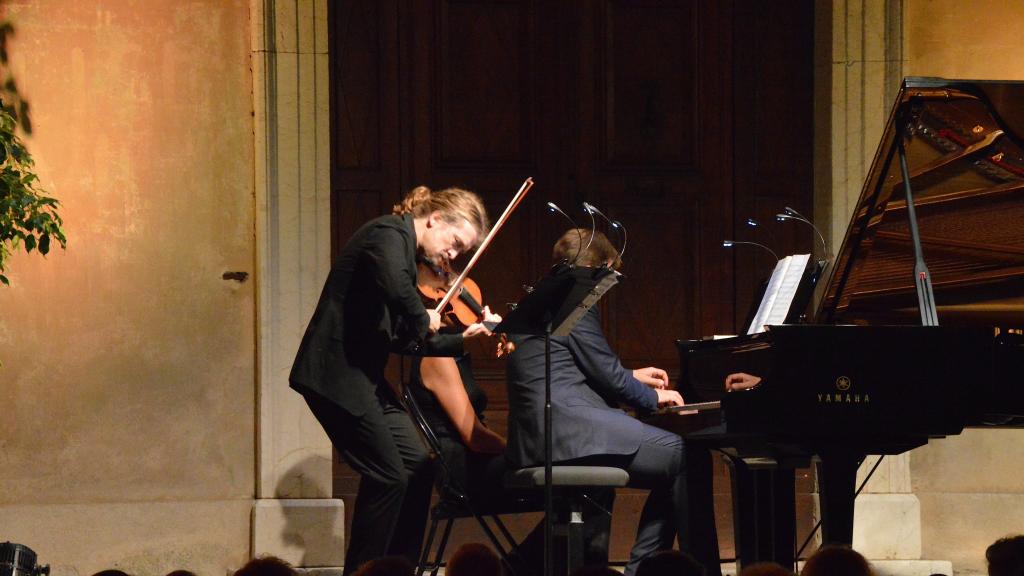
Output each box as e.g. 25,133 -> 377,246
776,206 -> 829,260
722,239 -> 779,262
583,202 -> 627,263
728,217 -> 776,258
581,203 -> 596,259
546,202 -> 584,266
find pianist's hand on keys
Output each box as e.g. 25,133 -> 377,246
725,372 -> 762,391
633,366 -> 670,389
655,388 -> 685,407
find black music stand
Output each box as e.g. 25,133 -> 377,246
494,262 -> 621,576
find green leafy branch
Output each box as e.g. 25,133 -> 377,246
0,11 -> 64,286
0,102 -> 65,286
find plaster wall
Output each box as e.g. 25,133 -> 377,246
902,2 -> 1024,574
0,1 -> 256,574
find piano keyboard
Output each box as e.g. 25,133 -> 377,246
658,401 -> 722,414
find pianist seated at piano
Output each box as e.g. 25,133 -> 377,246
505,229 -> 722,576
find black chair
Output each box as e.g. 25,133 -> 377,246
503,466 -> 629,575
402,387 -> 541,576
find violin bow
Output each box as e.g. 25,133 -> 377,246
433,177 -> 534,313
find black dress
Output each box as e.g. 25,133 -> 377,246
407,351 -> 508,504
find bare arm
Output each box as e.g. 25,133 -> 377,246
420,357 -> 506,454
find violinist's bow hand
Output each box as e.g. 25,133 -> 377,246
427,309 -> 442,333
634,366 -> 670,389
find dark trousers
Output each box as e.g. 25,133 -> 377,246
563,423 -> 720,576
304,392 -> 434,575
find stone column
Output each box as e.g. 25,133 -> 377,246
817,2 -> 950,574
820,0 -> 903,253
250,0 -> 344,569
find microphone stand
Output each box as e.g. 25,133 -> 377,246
544,313 -> 553,576
895,117 -> 939,326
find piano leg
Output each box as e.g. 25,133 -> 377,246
726,457 -> 754,568
725,457 -> 796,572
769,467 -> 796,570
815,452 -> 862,546
684,443 -> 723,576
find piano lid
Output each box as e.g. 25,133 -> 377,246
818,77 -> 1024,326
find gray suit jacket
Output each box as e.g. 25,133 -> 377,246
505,306 -> 658,467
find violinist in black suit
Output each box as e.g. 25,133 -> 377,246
505,229 -> 722,576
289,185 -> 495,575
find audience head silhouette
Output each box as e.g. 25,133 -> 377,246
232,555 -> 298,576
987,535 -> 1024,576
635,550 -> 704,576
801,545 -> 873,576
447,543 -> 501,576
738,561 -> 794,576
351,556 -> 414,576
569,566 -> 621,576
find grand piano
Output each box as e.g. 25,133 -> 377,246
653,77 -> 1024,570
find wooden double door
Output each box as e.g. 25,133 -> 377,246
331,0 -> 815,561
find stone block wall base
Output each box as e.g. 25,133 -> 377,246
724,560 -> 954,576
297,568 -> 345,576
871,559 -> 954,576
853,493 -> 922,559
253,498 -> 345,568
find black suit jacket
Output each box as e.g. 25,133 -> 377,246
289,213 -> 462,416
505,306 -> 659,468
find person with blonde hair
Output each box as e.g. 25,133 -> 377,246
290,185 -> 494,575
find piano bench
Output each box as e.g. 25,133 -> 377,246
504,466 -> 629,575
504,465 -> 629,489
736,456 -> 779,470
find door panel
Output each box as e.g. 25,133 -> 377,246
330,0 -> 816,564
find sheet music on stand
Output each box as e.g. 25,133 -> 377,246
746,254 -> 812,335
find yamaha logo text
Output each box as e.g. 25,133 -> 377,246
817,375 -> 870,404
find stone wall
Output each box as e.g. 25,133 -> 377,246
0,2 -> 256,574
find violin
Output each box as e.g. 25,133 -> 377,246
418,176 -> 533,356
417,260 -> 514,357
